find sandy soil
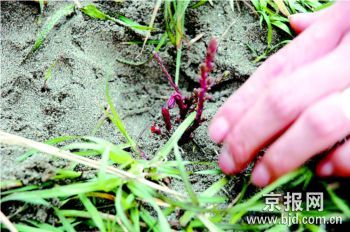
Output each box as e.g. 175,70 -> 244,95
0,0 -> 269,217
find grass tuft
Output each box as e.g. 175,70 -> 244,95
1,130 -> 349,231
31,4 -> 75,53
249,0 -> 332,60
81,4 -> 151,37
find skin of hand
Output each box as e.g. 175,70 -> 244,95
209,1 -> 350,187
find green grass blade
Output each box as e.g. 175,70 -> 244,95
105,80 -> 138,155
326,185 -> 350,218
80,4 -> 148,37
44,61 -> 57,81
54,208 -> 77,232
271,20 -> 292,35
175,43 -> 182,85
140,208 -> 160,232
314,1 -> 333,11
197,196 -> 226,204
1,185 -> 38,195
127,182 -> 171,231
53,169 -> 81,180
116,33 -> 168,67
15,223 -> 57,232
79,194 -> 106,232
80,4 -> 113,20
84,136 -> 134,164
164,0 -> 176,46
117,15 -> 153,31
17,135 -> 77,161
194,169 -> 221,175
127,182 -> 155,202
191,0 -> 208,8
260,11 -> 272,47
1,180 -> 22,190
60,210 -> 114,222
180,177 -> 228,226
115,186 -> 134,231
152,203 -> 171,232
174,144 -> 198,205
154,33 -> 169,53
2,178 -> 121,203
25,198 -> 51,206
21,220 -> 63,232
228,168 -> 306,223
153,112 -> 195,162
45,135 -> 78,144
130,207 -> 141,232
32,4 -> 75,53
98,145 -> 110,180
39,0 -> 45,14
201,177 -> 228,197
250,0 -> 260,10
64,142 -> 103,151
197,214 -> 224,232
175,0 -> 190,48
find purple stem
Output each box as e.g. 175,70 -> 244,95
153,52 -> 181,95
180,37 -> 218,144
174,94 -> 188,119
153,52 -> 188,119
195,37 -> 218,124
162,107 -> 172,131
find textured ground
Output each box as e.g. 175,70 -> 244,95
1,0 -> 267,196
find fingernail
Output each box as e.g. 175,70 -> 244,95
218,146 -> 236,175
209,116 -> 230,143
252,163 -> 270,187
319,162 -> 333,176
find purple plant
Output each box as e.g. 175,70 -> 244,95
151,122 -> 161,135
151,37 -> 218,142
162,107 -> 172,131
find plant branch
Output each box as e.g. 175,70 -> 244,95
140,0 -> 162,55
153,52 -> 181,94
195,37 -> 218,124
0,210 -> 18,232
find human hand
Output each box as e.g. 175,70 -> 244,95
209,2 -> 350,187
